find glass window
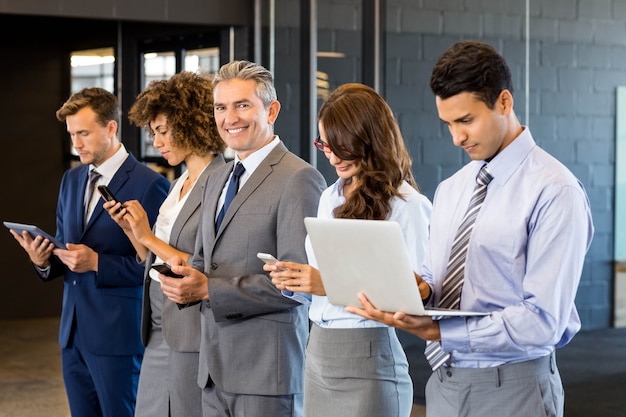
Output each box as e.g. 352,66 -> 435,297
185,47 -> 220,73
141,48 -> 223,158
143,51 -> 176,88
68,48 -> 115,159
71,47 -> 115,93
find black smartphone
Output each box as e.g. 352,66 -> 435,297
151,263 -> 196,310
97,185 -> 124,213
97,185 -> 117,203
151,263 -> 184,279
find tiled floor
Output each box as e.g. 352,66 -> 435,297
0,317 -> 424,417
0,318 -> 69,417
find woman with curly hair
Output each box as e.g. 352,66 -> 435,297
265,83 -> 432,417
104,70 -> 226,417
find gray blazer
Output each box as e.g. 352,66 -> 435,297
191,142 -> 327,396
142,155 -> 226,351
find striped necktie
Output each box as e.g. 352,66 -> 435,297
84,169 -> 102,223
425,164 -> 493,371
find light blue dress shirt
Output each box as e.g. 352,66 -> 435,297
427,128 -> 594,368
285,178 -> 432,329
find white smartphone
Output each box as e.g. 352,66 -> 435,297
257,252 -> 286,271
257,252 -> 280,265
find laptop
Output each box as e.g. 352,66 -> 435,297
304,217 -> 488,317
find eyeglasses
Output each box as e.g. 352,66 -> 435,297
314,136 -> 332,153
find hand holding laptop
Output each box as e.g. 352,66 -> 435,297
415,272 -> 434,302
345,292 -> 443,340
304,217 -> 489,317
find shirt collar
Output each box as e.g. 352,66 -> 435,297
89,144 -> 129,182
480,127 -> 535,186
233,135 -> 281,177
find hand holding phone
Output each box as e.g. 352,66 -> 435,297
257,252 -> 285,271
97,185 -> 124,213
97,185 -> 117,202
257,252 -> 279,265
151,262 -> 184,278
151,263 -> 197,309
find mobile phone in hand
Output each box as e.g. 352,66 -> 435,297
152,263 -> 196,310
151,262 -> 184,278
257,252 -> 279,265
97,185 -> 117,202
97,185 -> 124,213
257,252 -> 285,271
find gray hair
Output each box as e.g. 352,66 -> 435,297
213,60 -> 277,107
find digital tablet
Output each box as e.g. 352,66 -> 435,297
3,221 -> 65,248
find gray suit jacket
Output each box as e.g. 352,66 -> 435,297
142,155 -> 226,351
192,141 -> 326,396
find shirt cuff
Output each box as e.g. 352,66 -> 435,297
33,263 -> 51,277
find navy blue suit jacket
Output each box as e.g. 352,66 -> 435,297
37,153 -> 169,356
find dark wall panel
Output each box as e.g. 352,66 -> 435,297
1,33 -> 68,319
0,0 -> 250,25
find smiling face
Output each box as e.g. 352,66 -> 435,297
436,90 -> 515,161
149,113 -> 190,167
66,106 -> 119,167
213,78 -> 281,160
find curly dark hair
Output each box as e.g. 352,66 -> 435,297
318,83 -> 419,220
128,71 -> 225,155
430,40 -> 513,109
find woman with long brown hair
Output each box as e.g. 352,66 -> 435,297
266,83 -> 432,417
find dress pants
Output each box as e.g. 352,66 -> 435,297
62,326 -> 141,417
426,353 -> 563,417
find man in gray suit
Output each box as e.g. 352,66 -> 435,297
159,60 -> 327,417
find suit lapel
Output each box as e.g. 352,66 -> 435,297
215,144 -> 287,235
169,155 -> 226,247
83,154 -> 135,234
170,185 -> 196,245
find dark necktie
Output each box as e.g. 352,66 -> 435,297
425,164 -> 493,371
84,169 -> 102,223
215,162 -> 245,231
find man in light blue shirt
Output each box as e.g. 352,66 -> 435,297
347,41 -> 594,417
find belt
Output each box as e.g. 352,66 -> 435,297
435,353 -> 556,387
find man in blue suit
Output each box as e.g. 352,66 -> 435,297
9,87 -> 170,417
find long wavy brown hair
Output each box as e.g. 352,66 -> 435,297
318,83 -> 418,220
